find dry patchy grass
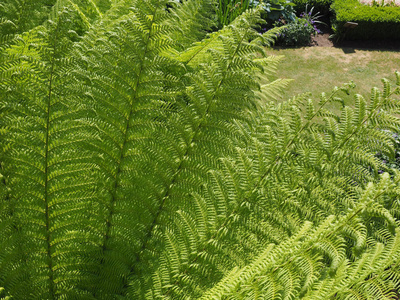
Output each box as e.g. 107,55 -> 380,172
266,46 -> 400,110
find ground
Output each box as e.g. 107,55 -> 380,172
311,33 -> 333,47
311,32 -> 400,50
266,24 -> 400,111
310,23 -> 400,50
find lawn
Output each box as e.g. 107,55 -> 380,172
265,46 -> 400,110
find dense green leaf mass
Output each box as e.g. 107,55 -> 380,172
332,0 -> 400,40
1,0 -> 400,299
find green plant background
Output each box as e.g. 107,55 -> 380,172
332,0 -> 400,40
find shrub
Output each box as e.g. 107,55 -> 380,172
331,0 -> 400,40
216,0 -> 295,28
274,7 -> 323,46
275,17 -> 315,46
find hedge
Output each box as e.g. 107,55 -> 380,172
331,0 -> 400,40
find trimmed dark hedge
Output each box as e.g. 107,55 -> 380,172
332,0 -> 400,40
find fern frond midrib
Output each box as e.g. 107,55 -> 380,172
185,32 -> 220,65
43,19 -> 61,300
97,3 -> 161,296
333,98 -> 386,154
160,25 -> 254,297
253,88 -> 338,192
170,87 -> 340,280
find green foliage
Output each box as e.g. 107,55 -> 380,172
200,176 -> 400,299
0,0 -> 57,34
168,0 -> 218,50
370,0 -> 400,6
252,0 -> 296,24
377,131 -> 400,172
273,6 -> 324,46
274,18 -> 313,46
215,0 -> 296,28
292,0 -> 332,16
331,0 -> 400,40
1,0 -> 400,299
216,0 -> 252,27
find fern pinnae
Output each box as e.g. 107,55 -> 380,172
100,9 -> 156,249
66,0 -> 92,29
0,3 -> 106,297
329,85 -> 400,174
42,22 -> 58,300
131,41 -> 244,299
2,1 -> 400,297
166,0 -> 217,52
135,11 -> 279,297
196,79 -> 400,298
253,86 -> 342,192
78,1 -> 177,296
200,175 -> 398,299
262,82 -> 398,214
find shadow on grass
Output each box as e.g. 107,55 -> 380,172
334,39 -> 400,53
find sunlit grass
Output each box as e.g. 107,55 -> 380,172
265,46 -> 400,111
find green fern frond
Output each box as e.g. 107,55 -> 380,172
261,25 -> 285,47
167,0 -> 217,51
65,1 -> 182,297
200,174 -> 400,300
0,0 -> 58,34
167,79 -> 400,298
0,18 -> 16,47
125,12 -> 277,299
0,4 -> 99,298
1,1 -> 400,299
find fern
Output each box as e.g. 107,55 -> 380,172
1,0 -> 400,299
168,0 -> 217,51
0,4 -> 99,298
0,0 -> 56,34
145,77 -> 400,298
200,175 -> 400,299
71,4 -> 276,297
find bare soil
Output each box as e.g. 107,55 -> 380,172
311,33 -> 334,47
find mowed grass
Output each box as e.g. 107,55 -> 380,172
265,46 -> 400,111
